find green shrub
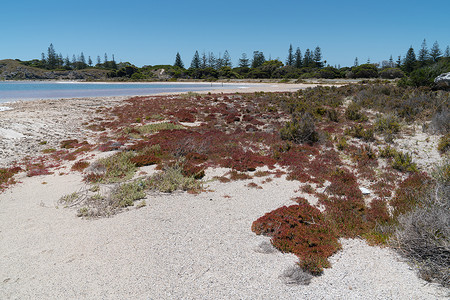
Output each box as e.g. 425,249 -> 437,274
375,114 -> 401,134
109,179 -> 147,208
349,64 -> 378,78
147,162 -> 201,193
280,113 -> 319,144
85,151 -> 137,183
437,134 -> 450,153
379,68 -> 405,79
345,102 -> 367,121
392,152 -> 418,173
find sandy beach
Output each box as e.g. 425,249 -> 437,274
0,83 -> 447,299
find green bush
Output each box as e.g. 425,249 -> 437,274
349,64 -> 379,78
392,152 -> 418,172
345,102 -> 367,121
379,68 -> 405,79
375,114 -> 401,134
437,134 -> 450,153
147,162 -> 201,193
280,113 -> 319,144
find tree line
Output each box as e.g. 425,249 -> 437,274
16,41 -> 450,85
21,43 -> 118,70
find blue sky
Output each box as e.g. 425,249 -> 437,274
1,0 -> 449,67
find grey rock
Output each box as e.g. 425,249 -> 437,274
434,72 -> 450,87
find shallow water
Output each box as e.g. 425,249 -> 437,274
0,81 -> 243,103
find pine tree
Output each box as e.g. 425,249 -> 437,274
80,52 -> 86,65
430,41 -> 442,62
64,56 -> 70,68
238,53 -> 250,68
223,50 -> 232,67
111,54 -> 117,70
389,55 -> 394,67
207,52 -> 216,68
104,53 -> 108,64
354,57 -> 359,67
201,52 -> 207,69
97,56 -> 101,66
47,43 -> 57,69
174,52 -> 184,68
251,51 -> 265,68
190,51 -> 201,69
88,56 -> 92,66
445,46 -> 450,58
313,46 -> 323,68
303,49 -> 313,67
418,39 -> 429,63
286,44 -> 294,66
294,47 -> 302,68
403,46 -> 416,73
216,53 -> 224,69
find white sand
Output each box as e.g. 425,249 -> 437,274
0,169 -> 447,299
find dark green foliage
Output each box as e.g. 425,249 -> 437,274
294,47 -> 302,68
303,49 -> 313,67
238,53 -> 250,68
251,51 -> 266,68
174,52 -> 184,69
430,41 -> 442,62
190,50 -> 201,69
345,102 -> 366,121
349,64 -> 378,78
403,46 -> 417,73
437,134 -> 450,153
379,68 -> 404,79
286,44 -> 294,66
313,46 -> 323,68
280,113 -> 319,144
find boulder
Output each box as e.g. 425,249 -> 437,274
434,72 -> 450,88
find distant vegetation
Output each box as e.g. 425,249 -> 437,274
6,41 -> 450,88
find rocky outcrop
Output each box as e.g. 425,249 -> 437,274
434,72 -> 450,88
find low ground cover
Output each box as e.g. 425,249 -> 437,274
3,83 -> 449,286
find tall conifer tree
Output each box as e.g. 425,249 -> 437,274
174,52 -> 184,68
430,41 -> 442,62
294,47 -> 302,68
286,44 -> 294,66
303,49 -> 313,67
313,46 -> 323,68
190,51 -> 201,69
223,50 -> 232,67
404,46 -> 416,73
238,53 -> 250,68
418,39 -> 429,64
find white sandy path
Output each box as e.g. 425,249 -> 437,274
0,169 -> 447,299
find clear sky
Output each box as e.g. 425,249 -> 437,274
1,0 -> 449,68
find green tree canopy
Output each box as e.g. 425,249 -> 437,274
430,41 -> 442,62
403,46 -> 416,73
190,50 -> 201,69
294,47 -> 302,68
251,51 -> 266,68
286,44 -> 294,66
174,52 -> 184,69
313,46 -> 323,68
418,39 -> 429,63
238,53 -> 250,68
